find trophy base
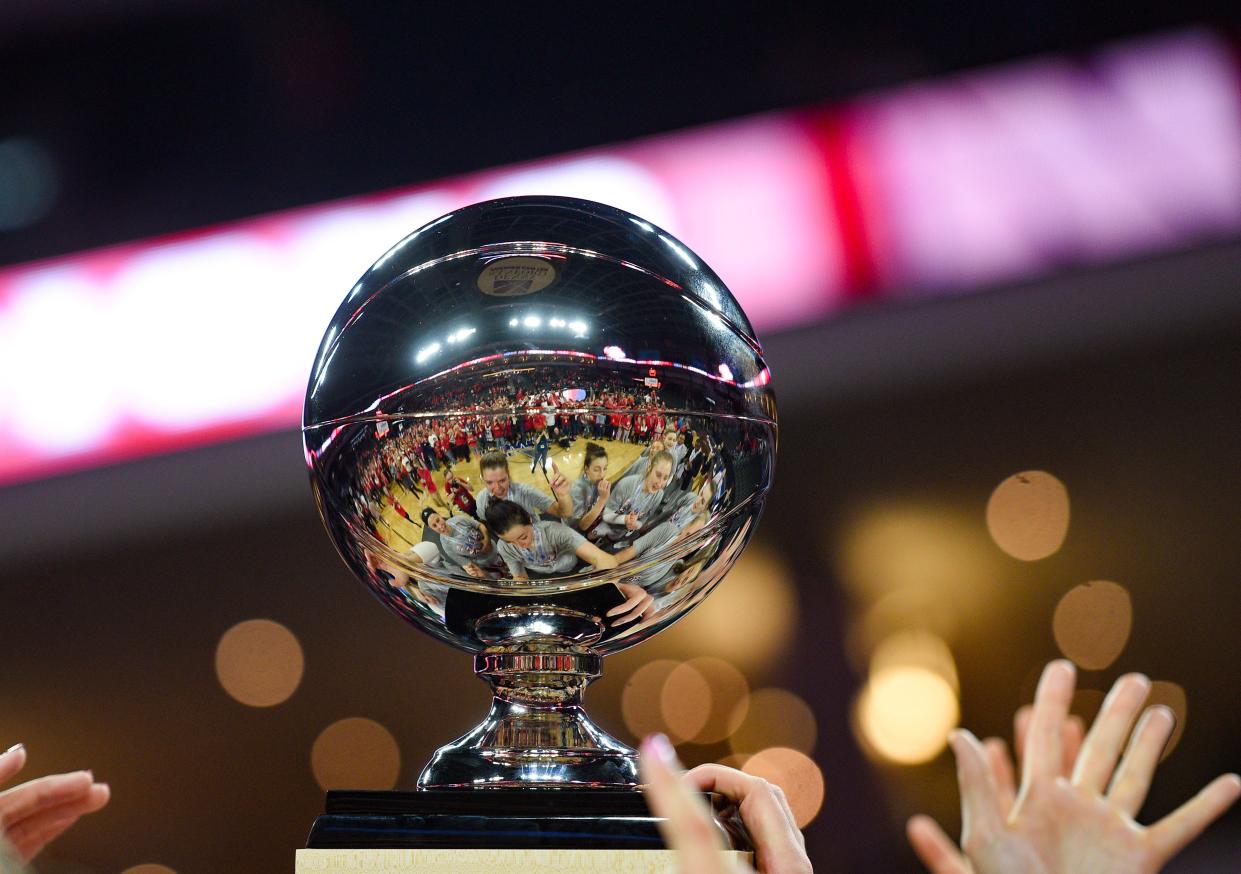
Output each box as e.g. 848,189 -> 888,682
295,848 -> 755,872
304,789 -> 751,851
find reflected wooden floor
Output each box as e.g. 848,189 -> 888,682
375,437 -> 647,548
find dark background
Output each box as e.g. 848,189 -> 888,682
2,4 -> 1240,872
2,1 -> 1233,269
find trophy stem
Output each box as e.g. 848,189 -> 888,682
418,643 -> 640,789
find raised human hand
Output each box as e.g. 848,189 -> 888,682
548,461 -> 569,495
0,744 -> 110,864
639,734 -> 812,873
625,511 -> 642,531
907,661 -> 1241,874
597,477 -> 612,500
607,583 -> 655,626
363,549 -> 415,587
950,699 -> 1085,823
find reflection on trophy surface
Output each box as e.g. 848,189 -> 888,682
303,195 -> 776,789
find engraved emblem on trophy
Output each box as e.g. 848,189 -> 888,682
299,196 -> 776,864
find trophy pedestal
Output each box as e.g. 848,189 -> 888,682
296,848 -> 754,872
299,789 -> 751,872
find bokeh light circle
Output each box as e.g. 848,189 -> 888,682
661,661 -> 712,742
687,658 -> 751,745
743,747 -> 825,827
870,630 -> 958,692
718,753 -> 753,770
668,543 -> 797,672
729,688 -> 817,756
666,657 -> 751,745
1053,581 -> 1132,670
856,666 -> 959,764
622,659 -> 681,741
846,587 -> 961,673
215,618 -> 305,707
986,470 -> 1070,561
311,717 -> 401,791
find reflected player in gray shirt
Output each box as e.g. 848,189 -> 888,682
599,450 -> 675,542
474,450 -> 574,522
571,442 -> 612,534
485,500 -> 618,579
421,508 -> 503,578
613,479 -> 714,589
667,431 -> 689,485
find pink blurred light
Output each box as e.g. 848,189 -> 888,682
850,28 -> 1241,291
0,28 -> 1238,485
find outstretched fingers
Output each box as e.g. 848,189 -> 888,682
1021,660 -> 1075,785
1107,706 -> 1176,817
1061,714 -> 1084,777
983,737 -> 1016,816
0,772 -> 94,830
607,586 -> 654,626
5,782 -> 109,862
9,813 -> 77,864
949,729 -> 1005,850
906,815 -> 969,874
1072,673 -> 1150,794
1014,703 -> 1083,780
1148,773 -> 1241,865
1013,705 -> 1032,765
0,746 -> 26,786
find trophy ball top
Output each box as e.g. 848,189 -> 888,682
303,196 -> 776,657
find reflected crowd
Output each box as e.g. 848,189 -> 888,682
336,373 -> 758,630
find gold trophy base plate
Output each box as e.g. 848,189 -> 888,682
296,848 -> 753,872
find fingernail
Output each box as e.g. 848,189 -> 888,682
1152,704 -> 1176,725
4,743 -> 23,755
643,732 -> 678,765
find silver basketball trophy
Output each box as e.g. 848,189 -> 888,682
300,196 -> 776,855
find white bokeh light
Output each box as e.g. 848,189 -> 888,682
1,267 -> 120,452
113,234 -> 292,428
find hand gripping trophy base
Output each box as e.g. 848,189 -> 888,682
419,607 -> 639,789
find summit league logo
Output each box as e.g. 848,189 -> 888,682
477,256 -> 557,296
